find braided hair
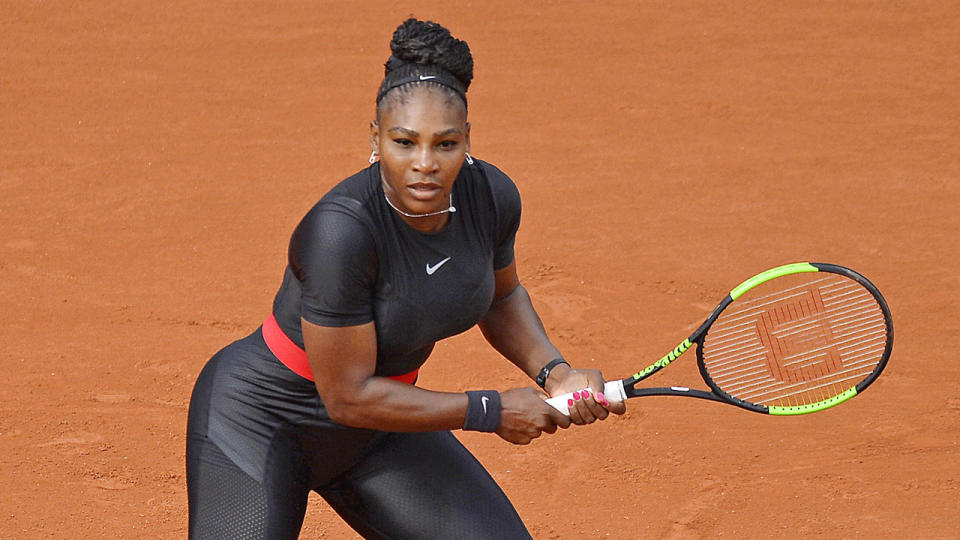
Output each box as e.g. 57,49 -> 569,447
376,18 -> 474,117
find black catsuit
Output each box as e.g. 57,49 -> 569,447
185,158 -> 534,539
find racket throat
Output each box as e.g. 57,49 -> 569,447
631,338 -> 693,382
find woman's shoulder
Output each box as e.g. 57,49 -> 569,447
468,158 -> 513,185
318,166 -> 379,212
467,158 -> 519,201
295,167 -> 376,224
288,168 -> 380,307
466,158 -> 521,213
293,167 -> 380,242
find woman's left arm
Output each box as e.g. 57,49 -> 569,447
478,260 -> 626,424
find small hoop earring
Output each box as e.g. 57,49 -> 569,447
369,150 -> 379,164
465,152 -> 474,165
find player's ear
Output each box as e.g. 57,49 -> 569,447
369,119 -> 380,152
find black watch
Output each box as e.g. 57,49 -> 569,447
535,358 -> 569,389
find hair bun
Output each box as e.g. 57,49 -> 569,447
386,18 -> 473,90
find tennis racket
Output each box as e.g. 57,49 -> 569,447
546,262 -> 893,416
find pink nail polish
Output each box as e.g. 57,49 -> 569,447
573,391 -> 581,401
597,392 -> 605,402
581,390 -> 590,399
567,398 -> 574,407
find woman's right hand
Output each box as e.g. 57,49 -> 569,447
496,387 -> 572,444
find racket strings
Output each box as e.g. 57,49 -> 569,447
701,274 -> 888,408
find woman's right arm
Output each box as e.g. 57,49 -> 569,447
301,318 -> 570,443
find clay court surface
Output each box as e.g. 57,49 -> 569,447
2,1 -> 958,538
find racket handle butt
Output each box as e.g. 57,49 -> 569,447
545,380 -> 626,415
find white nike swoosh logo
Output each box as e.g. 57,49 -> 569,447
426,257 -> 451,275
419,75 -> 437,81
481,396 -> 489,414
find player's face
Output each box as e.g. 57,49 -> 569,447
371,86 -> 470,232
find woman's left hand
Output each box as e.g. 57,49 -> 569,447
547,367 -> 627,425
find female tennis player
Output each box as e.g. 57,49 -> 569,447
186,17 -> 625,539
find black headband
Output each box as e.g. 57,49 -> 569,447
376,64 -> 467,105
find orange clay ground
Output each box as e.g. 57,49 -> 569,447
1,2 -> 958,538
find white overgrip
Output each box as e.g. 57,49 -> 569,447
545,379 -> 627,415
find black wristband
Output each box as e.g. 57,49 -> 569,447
463,391 -> 501,432
535,357 -> 569,389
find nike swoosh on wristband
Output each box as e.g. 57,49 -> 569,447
481,396 -> 489,414
419,75 -> 437,81
426,257 -> 451,275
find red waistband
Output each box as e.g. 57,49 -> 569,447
262,313 -> 418,385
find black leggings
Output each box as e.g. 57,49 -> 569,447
187,430 -> 531,539
186,332 -> 531,539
